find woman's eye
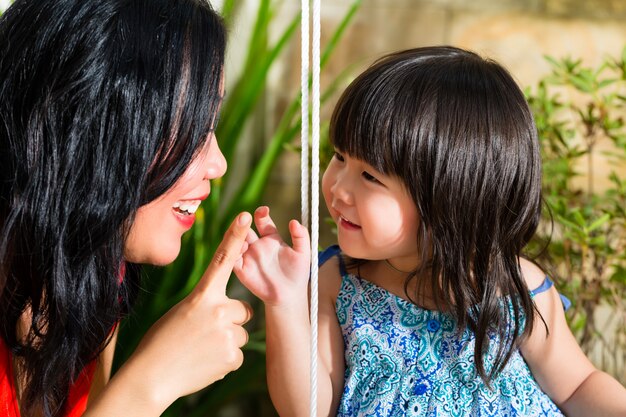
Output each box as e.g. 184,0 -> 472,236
362,171 -> 381,183
334,152 -> 345,162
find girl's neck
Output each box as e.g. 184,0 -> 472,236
353,259 -> 439,310
383,259 -> 414,274
384,254 -> 419,275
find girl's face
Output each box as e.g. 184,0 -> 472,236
322,150 -> 420,270
124,133 -> 227,265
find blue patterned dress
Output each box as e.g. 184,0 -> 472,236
320,246 -> 566,417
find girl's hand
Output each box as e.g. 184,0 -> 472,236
234,206 -> 311,308
90,212 -> 254,415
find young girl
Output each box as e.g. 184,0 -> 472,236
235,46 -> 626,416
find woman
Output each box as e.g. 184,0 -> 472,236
0,0 -> 252,416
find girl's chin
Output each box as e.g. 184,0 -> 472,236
336,239 -> 365,260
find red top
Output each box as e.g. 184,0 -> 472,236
0,339 -> 96,417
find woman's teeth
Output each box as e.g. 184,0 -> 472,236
173,200 -> 201,215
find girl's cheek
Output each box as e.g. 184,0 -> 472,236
321,169 -> 334,200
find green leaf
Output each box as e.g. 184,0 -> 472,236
569,74 -> 594,92
611,267 -> 626,285
587,213 -> 611,232
598,78 -> 617,88
555,215 -> 583,234
220,0 -> 242,26
571,210 -> 586,227
544,55 -> 562,70
320,0 -> 362,68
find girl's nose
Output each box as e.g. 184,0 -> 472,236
330,174 -> 354,206
204,137 -> 227,180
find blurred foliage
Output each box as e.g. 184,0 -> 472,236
525,47 -> 626,383
114,1 -> 362,416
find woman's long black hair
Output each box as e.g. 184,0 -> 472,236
330,46 -> 542,382
0,0 -> 226,415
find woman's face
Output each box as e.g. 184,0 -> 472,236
124,133 -> 227,265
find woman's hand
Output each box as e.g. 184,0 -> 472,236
234,206 -> 311,308
85,212 -> 254,416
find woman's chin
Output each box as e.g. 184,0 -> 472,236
124,241 -> 182,266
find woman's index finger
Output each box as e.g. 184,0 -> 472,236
195,212 -> 252,295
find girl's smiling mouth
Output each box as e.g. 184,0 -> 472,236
339,215 -> 361,230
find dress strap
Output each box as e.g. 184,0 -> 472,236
318,245 -> 346,276
529,276 -> 572,311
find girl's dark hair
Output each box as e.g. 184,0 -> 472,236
330,46 -> 542,382
0,0 -> 226,415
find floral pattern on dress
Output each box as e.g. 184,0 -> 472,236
335,272 -> 565,417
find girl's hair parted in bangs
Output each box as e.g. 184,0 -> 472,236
329,46 -> 542,383
0,0 -> 226,415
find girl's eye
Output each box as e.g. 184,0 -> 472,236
362,171 -> 381,184
334,152 -> 345,162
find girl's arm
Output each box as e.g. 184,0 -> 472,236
519,259 -> 626,416
317,262 -> 347,415
84,213 -> 253,416
235,207 -> 345,416
265,258 -> 345,417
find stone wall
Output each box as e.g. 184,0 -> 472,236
274,0 -> 626,95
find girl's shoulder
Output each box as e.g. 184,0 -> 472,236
520,257 -> 572,310
519,257 -> 547,291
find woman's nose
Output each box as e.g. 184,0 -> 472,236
204,137 -> 227,180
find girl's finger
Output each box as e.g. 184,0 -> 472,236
289,220 -> 311,255
246,228 -> 259,245
254,206 -> 279,237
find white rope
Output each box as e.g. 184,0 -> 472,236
301,1 -> 321,416
300,0 -> 309,228
309,0 -> 321,416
